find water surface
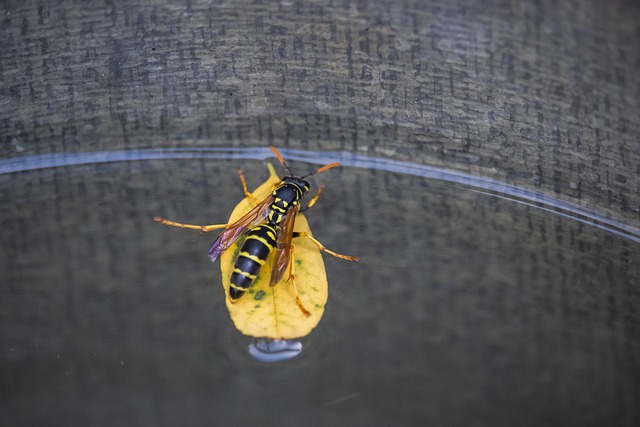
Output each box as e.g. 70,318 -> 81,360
1,149 -> 639,426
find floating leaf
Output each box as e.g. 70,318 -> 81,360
220,163 -> 328,339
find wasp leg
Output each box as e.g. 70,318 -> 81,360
154,167 -> 263,232
293,232 -> 360,262
300,184 -> 325,212
286,243 -> 312,317
153,217 -> 230,233
236,168 -> 260,203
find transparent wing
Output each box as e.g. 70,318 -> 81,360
269,204 -> 299,287
208,195 -> 274,263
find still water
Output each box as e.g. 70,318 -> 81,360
1,148 -> 639,426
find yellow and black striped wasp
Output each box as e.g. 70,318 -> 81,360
154,146 -> 359,316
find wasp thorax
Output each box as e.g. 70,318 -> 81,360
275,177 -> 310,202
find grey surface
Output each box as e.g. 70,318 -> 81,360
1,0 -> 639,225
1,1 -> 640,426
1,161 -> 638,427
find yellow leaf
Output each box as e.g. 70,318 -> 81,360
220,162 -> 328,339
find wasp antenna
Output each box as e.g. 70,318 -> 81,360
303,162 -> 341,178
268,146 -> 285,164
268,146 -> 294,175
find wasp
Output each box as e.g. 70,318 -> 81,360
154,146 -> 359,316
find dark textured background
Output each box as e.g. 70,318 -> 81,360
1,1 -> 640,426
1,0 -> 639,225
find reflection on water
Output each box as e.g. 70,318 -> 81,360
1,148 -> 639,426
1,147 -> 638,243
249,339 -> 303,363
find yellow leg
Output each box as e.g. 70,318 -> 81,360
153,217 -> 229,233
286,244 -> 312,317
294,232 -> 360,262
301,184 -> 324,211
154,168 -> 260,232
236,168 -> 259,202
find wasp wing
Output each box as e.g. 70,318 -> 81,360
208,195 -> 274,263
269,204 -> 299,287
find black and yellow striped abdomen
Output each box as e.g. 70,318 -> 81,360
229,224 -> 278,300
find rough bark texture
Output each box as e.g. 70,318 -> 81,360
1,0 -> 639,225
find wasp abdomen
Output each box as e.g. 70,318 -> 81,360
229,224 -> 277,300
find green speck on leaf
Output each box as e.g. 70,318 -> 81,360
254,290 -> 266,301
